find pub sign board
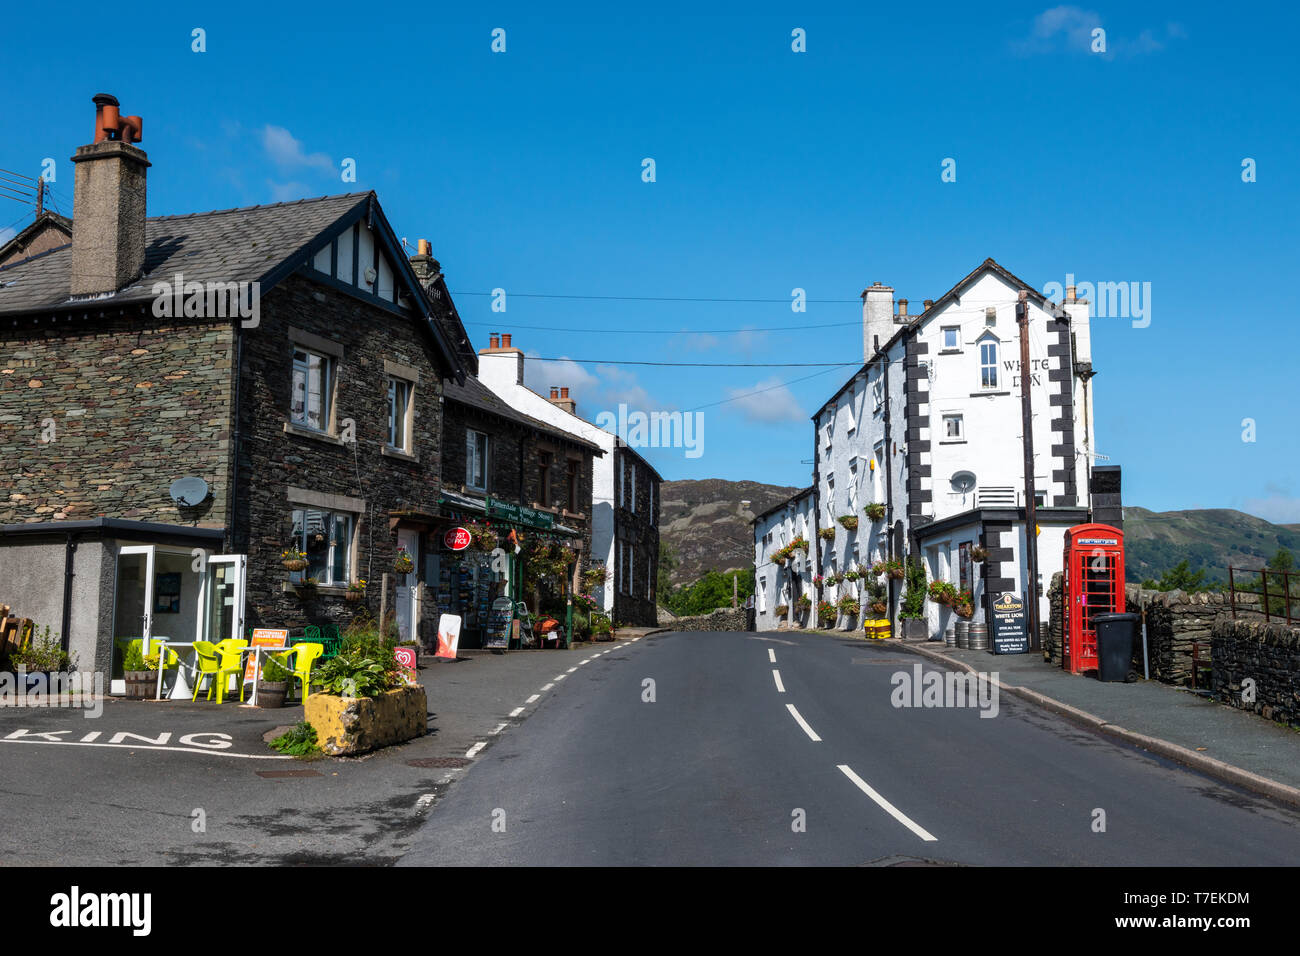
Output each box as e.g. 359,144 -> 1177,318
991,592 -> 1029,655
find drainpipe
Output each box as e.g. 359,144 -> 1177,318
227,321 -> 243,554
60,532 -> 78,654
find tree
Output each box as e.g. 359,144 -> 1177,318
656,542 -> 679,605
664,568 -> 755,616
1140,560 -> 1217,594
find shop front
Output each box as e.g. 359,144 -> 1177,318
434,490 -> 584,649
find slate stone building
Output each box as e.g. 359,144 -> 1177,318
0,95 -> 469,682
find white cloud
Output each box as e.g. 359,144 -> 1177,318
1242,495 -> 1300,525
524,353 -> 600,398
1012,7 -> 1185,58
261,125 -> 334,172
0,227 -> 16,245
723,377 -> 805,424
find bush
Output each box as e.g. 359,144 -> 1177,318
591,614 -> 612,636
900,556 -> 928,620
311,623 -> 403,698
262,655 -> 291,683
121,641 -> 145,672
12,627 -> 71,672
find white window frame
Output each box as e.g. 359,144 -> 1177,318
466,429 -> 489,491
979,337 -> 999,389
387,376 -> 413,452
288,507 -> 355,587
291,347 -> 334,432
941,326 -> 961,351
942,413 -> 964,441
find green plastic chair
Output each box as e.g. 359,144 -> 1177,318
280,642 -> 324,701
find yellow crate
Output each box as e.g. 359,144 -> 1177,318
863,619 -> 891,640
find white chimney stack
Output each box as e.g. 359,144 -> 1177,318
861,282 -> 894,361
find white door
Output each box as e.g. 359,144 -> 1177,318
395,530 -> 419,642
200,554 -> 247,645
112,546 -> 157,694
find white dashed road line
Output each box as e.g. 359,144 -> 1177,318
837,764 -> 938,842
768,648 -> 777,663
466,741 -> 486,759
525,694 -> 540,704
785,704 -> 821,742
540,683 -> 554,691
772,670 -> 786,693
509,707 -> 524,717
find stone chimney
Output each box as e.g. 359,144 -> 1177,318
1065,283 -> 1091,365
408,238 -> 442,288
549,386 -> 577,415
70,94 -> 150,296
477,331 -> 525,387
861,282 -> 894,361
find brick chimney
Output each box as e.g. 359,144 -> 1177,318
861,282 -> 894,361
549,386 -> 577,415
70,94 -> 150,296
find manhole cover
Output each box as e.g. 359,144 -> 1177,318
406,757 -> 472,769
256,769 -> 323,779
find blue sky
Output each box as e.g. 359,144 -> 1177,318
2,2 -> 1297,521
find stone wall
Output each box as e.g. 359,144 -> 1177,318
0,311 -> 234,527
612,447 -> 660,626
659,607 -> 746,632
1212,617 -> 1300,728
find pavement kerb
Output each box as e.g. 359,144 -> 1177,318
884,637 -> 1300,811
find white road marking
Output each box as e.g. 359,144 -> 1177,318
837,764 -> 938,843
0,738 -> 290,759
578,659 -> 590,666
749,635 -> 798,646
540,683 -> 554,691
555,674 -> 567,681
785,704 -> 821,742
509,707 -> 524,717
492,723 -> 508,735
466,741 -> 486,758
772,670 -> 786,693
768,648 -> 777,663
415,793 -> 437,813
526,694 -> 540,704
566,666 -> 578,673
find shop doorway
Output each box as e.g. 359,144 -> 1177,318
111,546 -> 245,694
394,528 -> 420,643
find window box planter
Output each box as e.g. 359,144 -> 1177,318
304,684 -> 428,756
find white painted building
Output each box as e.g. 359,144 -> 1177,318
762,258 -> 1121,643
751,488 -> 815,630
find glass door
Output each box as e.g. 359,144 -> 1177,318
201,555 -> 246,645
112,546 -> 156,694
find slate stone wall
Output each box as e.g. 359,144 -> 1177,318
1212,617 -> 1300,727
661,607 -> 746,632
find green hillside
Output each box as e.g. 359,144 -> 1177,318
1123,507 -> 1300,584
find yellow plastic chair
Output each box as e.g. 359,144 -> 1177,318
192,640 -> 247,702
281,643 -> 324,702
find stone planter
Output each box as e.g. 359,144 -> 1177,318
124,670 -> 154,700
305,684 -> 427,756
256,680 -> 287,709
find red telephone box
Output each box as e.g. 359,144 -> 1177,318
1062,524 -> 1125,674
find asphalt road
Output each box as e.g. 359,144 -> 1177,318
400,629 -> 1300,866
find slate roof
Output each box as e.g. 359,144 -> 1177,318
751,486 -> 814,525
0,193 -> 369,316
0,210 -> 72,265
444,374 -> 604,455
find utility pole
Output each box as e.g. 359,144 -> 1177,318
1017,291 -> 1042,651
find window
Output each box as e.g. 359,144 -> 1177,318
567,458 -> 580,513
629,463 -> 636,513
650,481 -> 656,525
291,348 -> 333,431
617,455 -> 625,508
289,508 -> 353,586
942,326 -> 960,351
466,430 -> 489,491
942,414 -> 964,440
537,451 -> 553,507
980,338 -> 999,388
387,377 -> 412,451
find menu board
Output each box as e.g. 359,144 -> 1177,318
483,597 -> 514,650
991,592 -> 1028,655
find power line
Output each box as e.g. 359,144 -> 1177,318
453,290 -> 863,304
684,367 -> 841,412
529,356 -> 858,368
465,319 -> 860,334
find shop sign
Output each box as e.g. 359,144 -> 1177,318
444,527 -> 472,551
393,646 -> 418,684
435,614 -> 462,660
483,597 -> 514,650
485,496 -> 554,530
245,628 -> 288,683
991,592 -> 1028,655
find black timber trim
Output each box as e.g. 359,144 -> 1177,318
1049,315 -> 1078,507
903,333 -> 930,521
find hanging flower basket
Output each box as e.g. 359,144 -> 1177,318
870,601 -> 888,615
280,548 -> 308,572
345,579 -> 366,602
818,528 -> 836,541
797,595 -> 812,611
864,502 -> 886,522
884,560 -> 905,580
838,515 -> 859,531
393,548 -> 415,574
837,595 -> 860,616
844,570 -> 860,582
792,537 -> 809,553
971,545 -> 989,563
774,604 -> 789,618
816,601 -> 837,627
956,603 -> 974,619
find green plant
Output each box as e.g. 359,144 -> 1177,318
797,594 -> 812,611
864,502 -> 886,521
818,527 -> 836,541
773,604 -> 789,617
838,515 -> 859,531
791,537 -> 809,553
121,642 -> 146,672
837,594 -> 860,615
591,614 -> 613,636
13,627 -> 71,672
270,721 -> 321,757
311,625 -> 403,698
900,556 -> 928,619
261,655 -> 291,683
816,600 -> 836,626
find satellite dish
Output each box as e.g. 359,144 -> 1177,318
169,476 -> 209,507
950,471 -> 977,494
